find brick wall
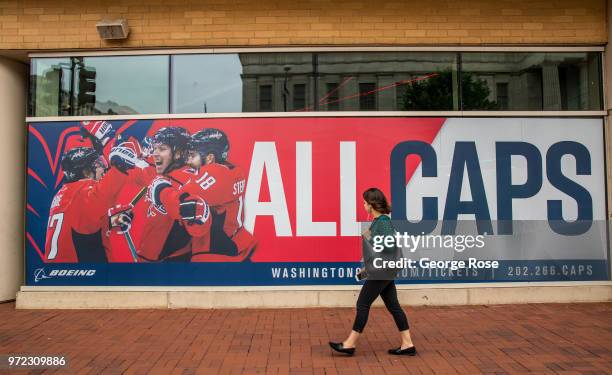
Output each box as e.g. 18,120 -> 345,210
0,0 -> 607,50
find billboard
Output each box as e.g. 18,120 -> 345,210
25,117 -> 609,285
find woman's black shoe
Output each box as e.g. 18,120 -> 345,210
388,346 -> 416,356
329,342 -> 355,356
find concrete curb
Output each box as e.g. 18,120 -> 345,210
15,283 -> 612,309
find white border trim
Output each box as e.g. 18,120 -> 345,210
28,45 -> 605,58
26,111 -> 607,123
20,281 -> 612,292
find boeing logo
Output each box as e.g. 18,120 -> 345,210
33,268 -> 51,283
33,268 -> 96,283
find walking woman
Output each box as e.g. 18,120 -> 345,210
329,188 -> 416,356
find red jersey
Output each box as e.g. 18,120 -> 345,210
180,163 -> 256,261
136,167 -> 211,262
44,168 -> 127,263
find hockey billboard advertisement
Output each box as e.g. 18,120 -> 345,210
25,117 -> 609,286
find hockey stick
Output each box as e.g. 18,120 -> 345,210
122,186 -> 147,262
130,186 -> 148,206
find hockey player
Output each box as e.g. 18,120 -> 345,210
180,128 -> 257,261
44,145 -> 130,263
131,126 -> 211,262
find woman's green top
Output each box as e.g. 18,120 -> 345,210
369,214 -> 395,251
363,214 -> 399,279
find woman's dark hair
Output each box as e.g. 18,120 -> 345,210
363,187 -> 391,214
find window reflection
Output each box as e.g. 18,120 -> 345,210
78,55 -> 169,115
240,53 -> 313,112
30,51 -> 604,117
316,52 -> 459,111
30,56 -> 169,116
30,58 -> 71,117
172,54 -> 243,113
462,52 -> 602,110
258,85 -> 272,112
293,84 -> 306,110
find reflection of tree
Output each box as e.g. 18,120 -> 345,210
400,70 -> 498,110
461,71 -> 499,110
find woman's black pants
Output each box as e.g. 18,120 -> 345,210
352,279 -> 409,333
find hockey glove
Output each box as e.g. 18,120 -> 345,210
109,138 -> 149,173
80,121 -> 115,147
108,203 -> 134,234
179,193 -> 210,225
141,136 -> 155,157
148,177 -> 173,214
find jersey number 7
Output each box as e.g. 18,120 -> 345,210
47,213 -> 64,260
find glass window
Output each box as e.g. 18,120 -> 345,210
30,51 -> 604,117
293,84 -> 306,111
259,85 -> 272,112
246,53 -> 313,112
315,52 -> 459,111
325,83 -> 339,111
496,83 -> 509,110
77,55 -> 169,115
171,54 -> 243,114
172,53 -> 314,113
461,52 -> 602,110
359,83 -> 377,110
30,58 -> 72,117
396,82 -> 409,110
30,56 -> 169,116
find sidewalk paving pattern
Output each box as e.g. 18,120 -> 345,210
0,302 -> 610,374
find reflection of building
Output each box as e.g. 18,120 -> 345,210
32,66 -> 70,117
465,53 -> 601,111
240,52 -> 601,112
240,53 -> 313,112
240,53 -> 458,112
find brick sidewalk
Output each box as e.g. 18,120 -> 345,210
0,302 -> 610,374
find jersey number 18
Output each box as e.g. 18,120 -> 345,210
196,173 -> 216,190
